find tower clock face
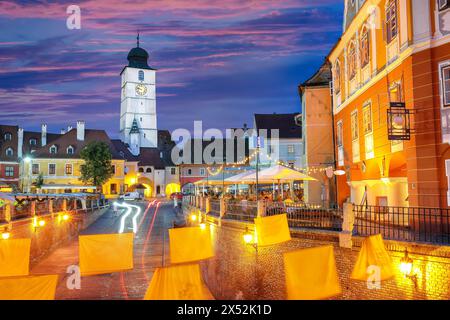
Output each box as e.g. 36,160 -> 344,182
135,84 -> 147,96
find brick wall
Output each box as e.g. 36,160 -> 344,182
198,215 -> 450,300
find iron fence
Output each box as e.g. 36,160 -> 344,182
266,202 -> 343,231
353,205 -> 450,245
224,200 -> 258,222
209,199 -> 221,217
12,201 -> 32,220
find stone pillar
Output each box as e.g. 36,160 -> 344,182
81,199 -> 87,210
49,199 -> 54,217
5,204 -> 12,228
339,202 -> 354,248
257,200 -> 266,217
219,197 -> 226,218
205,197 -> 211,214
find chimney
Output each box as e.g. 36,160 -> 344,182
18,128 -> 24,159
41,124 -> 47,146
67,125 -> 73,132
61,129 -> 66,135
77,120 -> 85,141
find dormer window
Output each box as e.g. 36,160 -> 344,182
5,147 -> 13,157
29,138 -> 37,146
119,151 -> 125,158
146,168 -> 152,173
4,133 -> 12,141
50,145 -> 57,154
67,145 -> 74,155
138,70 -> 144,81
138,167 -> 144,173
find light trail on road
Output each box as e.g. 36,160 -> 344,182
141,201 -> 161,282
113,202 -> 133,234
128,204 -> 142,233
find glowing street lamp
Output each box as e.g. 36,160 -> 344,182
400,249 -> 413,277
243,227 -> 254,244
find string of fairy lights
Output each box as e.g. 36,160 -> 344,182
204,148 -> 335,177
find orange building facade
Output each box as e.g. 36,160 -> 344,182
330,0 -> 450,208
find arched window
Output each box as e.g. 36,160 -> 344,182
4,133 -> 12,141
67,145 -> 74,155
348,42 -> 356,80
386,0 -> 398,44
334,61 -> 341,94
138,70 -> 144,82
360,26 -> 370,68
49,145 -> 57,154
138,167 -> 144,173
146,167 -> 152,173
5,147 -> 13,157
29,138 -> 37,146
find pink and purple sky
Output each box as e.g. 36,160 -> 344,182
0,0 -> 343,137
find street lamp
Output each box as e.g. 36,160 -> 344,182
1,226 -> 10,240
243,226 -> 257,251
400,249 -> 417,288
23,156 -> 33,193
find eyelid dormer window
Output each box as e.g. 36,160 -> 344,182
67,145 -> 74,155
5,147 -> 13,157
50,145 -> 58,154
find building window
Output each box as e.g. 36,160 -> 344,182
32,164 -> 39,175
188,169 -> 192,175
363,103 -> 373,134
441,65 -> 450,107
4,133 -> 12,141
199,168 -> 205,176
48,164 -> 56,175
111,165 -> 116,175
287,145 -> 295,154
29,138 -> 37,146
351,111 -> 359,141
348,42 -> 357,80
5,166 -> 14,177
138,70 -> 144,81
334,61 -> 341,94
5,147 -> 13,157
171,167 -> 176,175
146,167 -> 152,173
49,145 -> 57,154
138,167 -> 144,173
438,0 -> 449,11
65,164 -> 73,175
337,121 -> 344,147
386,0 -> 398,44
360,27 -> 370,68
67,146 -> 74,155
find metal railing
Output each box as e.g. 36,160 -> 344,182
12,201 -> 32,220
224,200 -> 258,222
266,202 -> 343,231
354,205 -> 450,245
209,199 -> 221,217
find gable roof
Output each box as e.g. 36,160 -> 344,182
30,129 -> 122,160
254,113 -> 302,139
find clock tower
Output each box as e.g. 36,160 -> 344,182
120,35 -> 157,155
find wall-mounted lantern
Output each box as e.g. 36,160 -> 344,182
387,102 -> 412,141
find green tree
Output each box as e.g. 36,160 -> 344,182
35,172 -> 44,189
80,141 -> 114,189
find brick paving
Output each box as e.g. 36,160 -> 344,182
31,200 -> 180,300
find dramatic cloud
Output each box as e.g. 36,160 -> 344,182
0,0 -> 343,137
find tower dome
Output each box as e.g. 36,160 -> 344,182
126,34 -> 155,70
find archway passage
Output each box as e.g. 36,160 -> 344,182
165,183 -> 181,198
137,177 -> 153,198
